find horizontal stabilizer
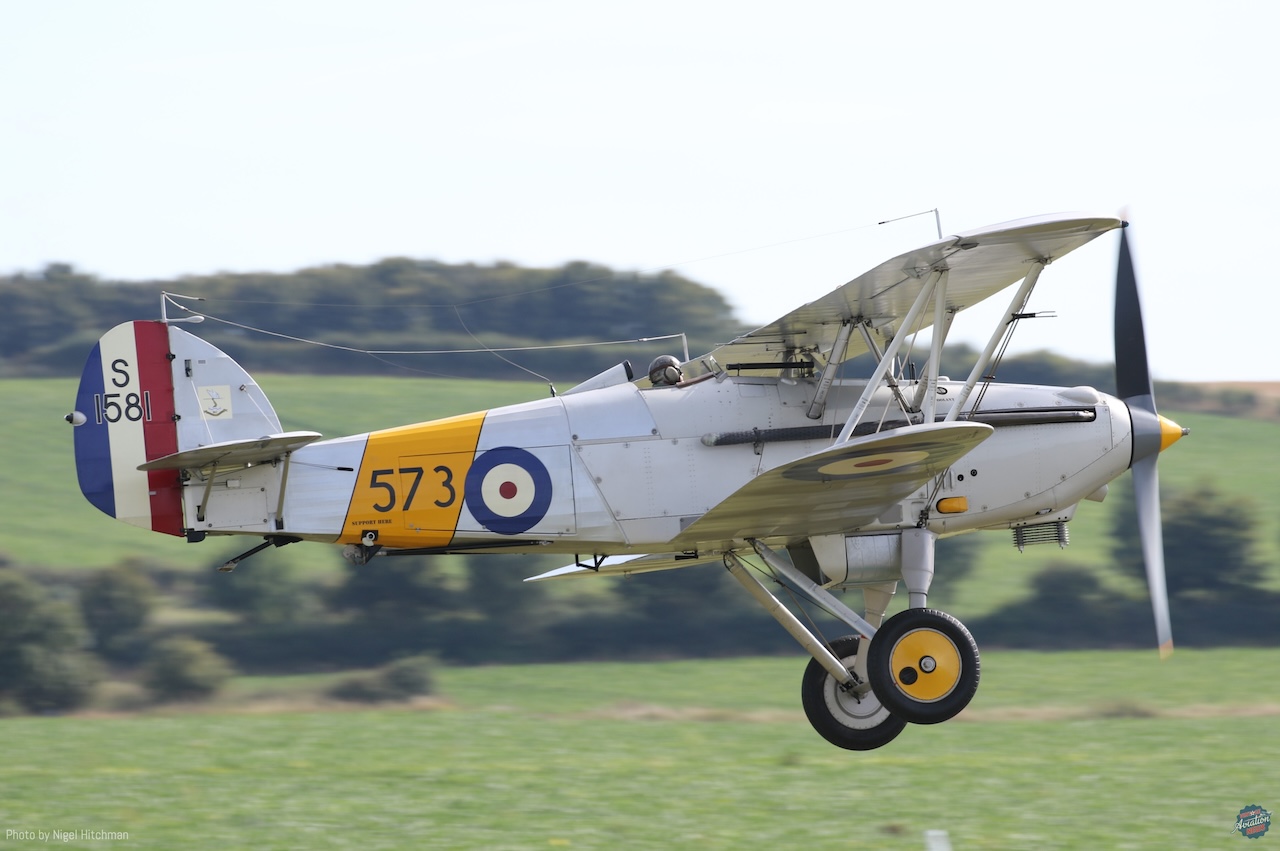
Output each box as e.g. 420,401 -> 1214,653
137,431 -> 323,471
526,552 -> 719,582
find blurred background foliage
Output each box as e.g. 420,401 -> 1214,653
3,257 -> 1276,714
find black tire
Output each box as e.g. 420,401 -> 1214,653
801,635 -> 908,751
867,608 -> 980,725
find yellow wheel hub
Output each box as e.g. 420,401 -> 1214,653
889,628 -> 962,702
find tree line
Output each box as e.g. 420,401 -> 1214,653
3,258 -> 1261,418
0,260 -> 746,381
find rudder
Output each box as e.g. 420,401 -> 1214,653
70,321 -> 286,537
71,321 -> 184,535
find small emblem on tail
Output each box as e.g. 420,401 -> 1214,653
200,386 -> 232,418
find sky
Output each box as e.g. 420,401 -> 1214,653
2,1 -> 1275,382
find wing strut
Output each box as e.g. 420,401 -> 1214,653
748,539 -> 879,639
855,320 -> 913,417
944,260 -> 1046,422
806,320 -> 854,420
836,268 -> 945,443
723,551 -> 858,687
919,271 -> 952,423
273,451 -> 294,530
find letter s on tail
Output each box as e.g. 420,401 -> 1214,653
71,321 -> 184,535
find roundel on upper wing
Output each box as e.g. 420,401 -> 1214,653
464,446 -> 552,535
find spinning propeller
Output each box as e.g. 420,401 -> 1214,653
1113,224 -> 1188,658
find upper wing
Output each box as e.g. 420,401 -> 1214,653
688,213 -> 1123,377
671,421 -> 993,546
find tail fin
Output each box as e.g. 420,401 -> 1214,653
70,321 -> 287,536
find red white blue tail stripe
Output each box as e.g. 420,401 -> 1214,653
72,321 -> 184,536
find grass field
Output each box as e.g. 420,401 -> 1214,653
3,650 -> 1277,849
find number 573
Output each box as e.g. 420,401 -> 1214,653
369,466 -> 455,512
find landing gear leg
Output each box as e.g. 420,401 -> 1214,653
857,528 -> 983,724
724,543 -> 908,751
802,635 -> 907,751
900,527 -> 936,608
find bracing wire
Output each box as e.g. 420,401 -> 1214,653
450,304 -> 556,394
162,210 -> 940,313
163,294 -> 687,357
743,554 -> 835,650
160,209 -> 936,380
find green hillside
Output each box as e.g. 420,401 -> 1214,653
8,375 -> 1278,624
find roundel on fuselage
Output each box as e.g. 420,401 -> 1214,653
464,447 -> 552,535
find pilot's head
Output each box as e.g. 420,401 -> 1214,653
648,355 -> 683,386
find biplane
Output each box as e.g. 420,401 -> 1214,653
68,213 -> 1185,750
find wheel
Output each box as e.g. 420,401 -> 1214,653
801,635 -> 908,751
867,608 -> 980,725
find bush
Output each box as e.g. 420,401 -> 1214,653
327,675 -> 394,703
327,655 -> 437,703
80,564 -> 155,660
14,644 -> 101,713
142,637 -> 234,702
0,571 -> 54,660
202,559 -> 323,625
381,655 -> 436,697
0,573 -> 99,712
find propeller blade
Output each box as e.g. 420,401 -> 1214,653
1114,227 -> 1153,402
1113,223 -> 1177,657
1132,455 -> 1174,658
